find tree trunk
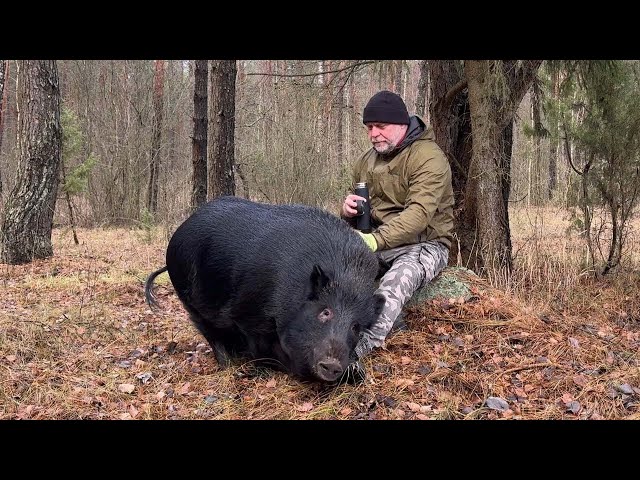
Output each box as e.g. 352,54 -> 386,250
191,60 -> 208,211
207,60 -> 236,199
60,157 -> 79,245
146,59 -> 165,215
430,60 -> 540,275
1,60 -> 62,264
0,60 -> 9,198
463,60 -> 542,275
415,60 -> 429,118
393,60 -> 403,95
465,61 -> 513,275
428,60 -> 473,266
548,68 -> 559,200
531,80 -> 544,205
331,61 -> 346,171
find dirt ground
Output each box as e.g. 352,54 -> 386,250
1,220 -> 639,420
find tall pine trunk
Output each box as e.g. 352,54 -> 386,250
0,60 -> 8,198
1,60 -> 62,264
191,60 -> 208,211
207,60 -> 236,199
146,59 -> 165,215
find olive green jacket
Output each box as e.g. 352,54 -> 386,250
345,116 -> 454,250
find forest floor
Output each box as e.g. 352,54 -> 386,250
1,206 -> 639,420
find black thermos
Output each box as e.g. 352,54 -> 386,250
354,181 -> 372,233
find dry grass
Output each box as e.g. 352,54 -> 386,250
1,208 -> 639,420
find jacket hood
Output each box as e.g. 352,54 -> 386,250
381,115 -> 426,158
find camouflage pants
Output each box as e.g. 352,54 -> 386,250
355,240 -> 449,359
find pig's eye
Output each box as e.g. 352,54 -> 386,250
351,322 -> 360,334
318,308 -> 333,322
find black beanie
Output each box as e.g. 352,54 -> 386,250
362,90 -> 410,125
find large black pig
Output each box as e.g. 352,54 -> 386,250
145,196 -> 385,383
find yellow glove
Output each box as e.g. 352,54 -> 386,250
356,231 -> 378,252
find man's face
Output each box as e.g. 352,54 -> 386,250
365,122 -> 408,154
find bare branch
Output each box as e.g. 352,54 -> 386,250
246,60 -> 378,78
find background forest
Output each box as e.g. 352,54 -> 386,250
0,60 -> 639,420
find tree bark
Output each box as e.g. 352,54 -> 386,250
146,59 -> 165,215
208,60 -> 236,199
191,60 -> 208,211
429,60 -> 541,275
1,60 -> 62,264
531,80 -> 544,205
428,60 -> 474,266
0,60 -> 9,198
548,68 -> 559,200
463,60 -> 542,275
60,157 -> 79,245
465,60 -> 512,274
415,60 -> 429,118
393,60 -> 403,95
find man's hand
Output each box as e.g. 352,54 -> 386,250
356,231 -> 377,252
342,194 -> 367,218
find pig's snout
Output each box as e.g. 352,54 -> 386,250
316,358 -> 344,382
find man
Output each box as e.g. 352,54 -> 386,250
341,90 -> 454,379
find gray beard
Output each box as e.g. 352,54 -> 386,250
373,143 -> 395,154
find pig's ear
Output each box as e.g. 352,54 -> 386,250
309,264 -> 330,299
373,293 -> 386,316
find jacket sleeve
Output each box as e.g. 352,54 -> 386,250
372,151 -> 450,250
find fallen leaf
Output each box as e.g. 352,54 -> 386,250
340,407 -> 352,416
568,337 -> 580,349
393,409 -> 406,418
6,355 -> 16,363
415,414 -> 430,420
178,382 -> 191,395
400,356 -> 411,365
156,390 -> 166,401
129,405 -> 139,418
406,402 -> 421,412
573,375 -> 588,387
565,401 -> 581,414
615,383 -> 634,395
118,383 -> 135,394
514,388 -> 528,399
17,405 -> 34,419
561,392 -> 574,403
296,402 -> 313,412
486,397 -> 509,411
135,372 -> 153,384
265,379 -> 277,388
376,395 -> 397,408
394,378 -> 414,387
